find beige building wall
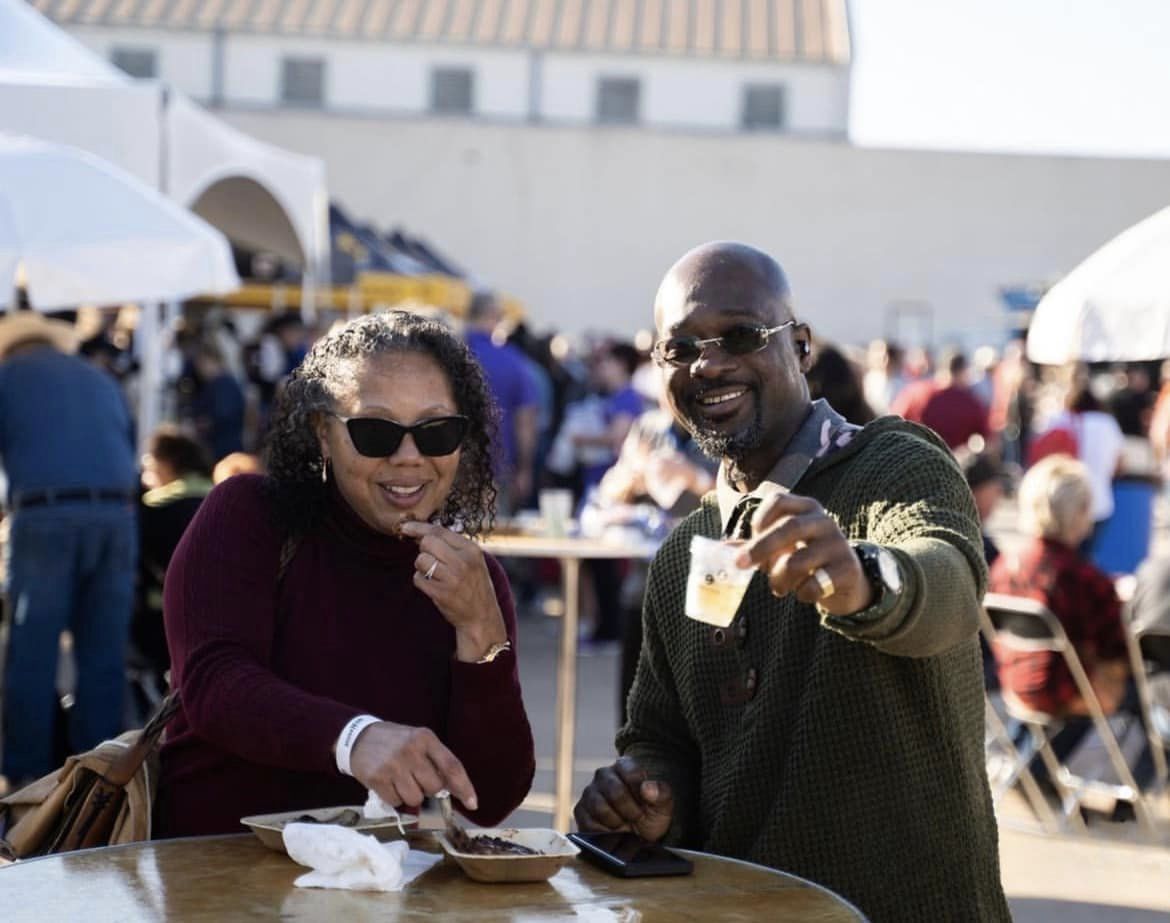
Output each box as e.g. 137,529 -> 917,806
68,25 -> 216,99
66,26 -> 849,133
218,111 -> 1170,346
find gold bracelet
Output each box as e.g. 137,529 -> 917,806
476,640 -> 512,664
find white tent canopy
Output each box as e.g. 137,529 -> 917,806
1027,205 -> 1170,365
168,94 -> 327,271
0,0 -> 328,278
0,132 -> 241,448
0,0 -> 118,81
0,133 -> 239,311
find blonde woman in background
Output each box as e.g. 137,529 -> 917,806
990,454 -> 1128,716
988,455 -> 1156,794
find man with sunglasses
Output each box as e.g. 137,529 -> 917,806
575,242 -> 1009,922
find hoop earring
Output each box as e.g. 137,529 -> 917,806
321,459 -> 329,484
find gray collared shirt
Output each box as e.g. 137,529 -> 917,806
715,399 -> 861,535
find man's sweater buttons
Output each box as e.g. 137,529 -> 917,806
709,619 -> 748,648
719,667 -> 758,705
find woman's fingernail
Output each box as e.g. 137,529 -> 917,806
735,551 -> 751,568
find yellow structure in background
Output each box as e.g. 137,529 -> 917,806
201,273 -> 525,323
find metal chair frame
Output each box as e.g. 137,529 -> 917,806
980,592 -> 1160,838
982,694 -> 1062,833
1123,623 -> 1170,793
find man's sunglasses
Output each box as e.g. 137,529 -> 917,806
329,413 -> 469,458
651,320 -> 796,368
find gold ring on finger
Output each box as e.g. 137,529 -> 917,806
811,567 -> 834,599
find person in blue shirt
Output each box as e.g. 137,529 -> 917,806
464,293 -> 539,513
0,312 -> 138,787
575,342 -> 646,646
576,342 -> 646,490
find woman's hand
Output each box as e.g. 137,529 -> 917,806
400,520 -> 508,662
349,720 -> 478,811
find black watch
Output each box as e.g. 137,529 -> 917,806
852,542 -> 904,612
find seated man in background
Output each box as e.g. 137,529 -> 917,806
132,426 -> 214,711
960,450 -> 1005,569
959,450 -> 1005,690
1123,557 -> 1170,784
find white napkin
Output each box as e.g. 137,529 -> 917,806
283,823 -> 442,892
362,789 -> 403,826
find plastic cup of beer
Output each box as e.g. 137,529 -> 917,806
685,535 -> 754,628
539,488 -> 574,538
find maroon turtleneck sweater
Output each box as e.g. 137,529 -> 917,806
155,474 -> 534,837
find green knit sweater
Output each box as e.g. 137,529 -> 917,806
617,417 -> 1010,922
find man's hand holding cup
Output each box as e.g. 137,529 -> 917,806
736,492 -> 874,617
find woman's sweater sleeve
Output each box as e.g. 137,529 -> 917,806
164,477 -> 359,774
443,553 -> 536,826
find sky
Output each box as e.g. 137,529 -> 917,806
849,0 -> 1170,159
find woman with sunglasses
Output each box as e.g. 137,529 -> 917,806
154,312 -> 535,838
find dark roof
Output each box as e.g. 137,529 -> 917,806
30,0 -> 851,64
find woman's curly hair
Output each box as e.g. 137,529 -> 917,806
264,311 -> 499,537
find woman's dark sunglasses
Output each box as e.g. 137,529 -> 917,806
651,320 -> 795,368
329,413 -> 469,458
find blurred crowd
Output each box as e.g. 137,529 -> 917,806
57,300 -> 1170,538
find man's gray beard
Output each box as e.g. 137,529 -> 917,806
686,412 -> 766,473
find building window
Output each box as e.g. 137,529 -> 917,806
741,84 -> 787,131
110,47 -> 157,79
281,57 -> 326,108
431,67 -> 475,115
596,77 -> 640,125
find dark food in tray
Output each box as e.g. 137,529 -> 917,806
286,808 -> 362,828
448,827 -> 540,856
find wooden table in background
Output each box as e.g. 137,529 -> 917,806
0,834 -> 868,921
480,533 -> 659,833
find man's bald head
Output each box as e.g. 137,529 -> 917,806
650,242 -> 812,487
654,241 -> 792,332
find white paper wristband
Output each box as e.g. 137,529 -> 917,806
335,714 -> 381,777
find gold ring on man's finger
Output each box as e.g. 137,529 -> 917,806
811,567 -> 835,599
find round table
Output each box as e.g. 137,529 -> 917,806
1,833 -> 868,921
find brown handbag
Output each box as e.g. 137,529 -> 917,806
0,533 -> 300,864
0,692 -> 179,863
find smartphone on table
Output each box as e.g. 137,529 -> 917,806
567,831 -> 694,878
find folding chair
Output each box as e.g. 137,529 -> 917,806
1124,624 -> 1170,795
982,693 -> 1061,832
981,592 -> 1160,838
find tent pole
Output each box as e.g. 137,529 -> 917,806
135,301 -> 163,453
158,300 -> 181,425
301,270 -> 317,327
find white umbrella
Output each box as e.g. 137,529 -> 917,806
0,133 -> 239,310
1027,205 -> 1170,364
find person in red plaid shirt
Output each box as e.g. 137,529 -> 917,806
989,454 -> 1130,717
